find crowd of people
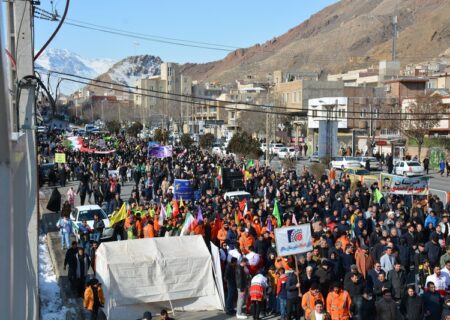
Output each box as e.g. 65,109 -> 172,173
40,129 -> 450,320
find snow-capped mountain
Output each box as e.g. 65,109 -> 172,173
35,48 -> 115,94
105,55 -> 162,86
35,48 -> 115,77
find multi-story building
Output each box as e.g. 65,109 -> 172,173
328,60 -> 400,87
274,78 -> 344,113
134,62 -> 192,130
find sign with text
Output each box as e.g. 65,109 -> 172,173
380,173 -> 429,195
274,224 -> 313,257
54,153 -> 66,163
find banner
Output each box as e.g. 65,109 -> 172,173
148,146 -> 172,158
54,153 -> 66,163
274,224 -> 313,257
380,173 -> 429,195
174,179 -> 193,200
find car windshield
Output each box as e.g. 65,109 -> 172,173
279,148 -> 288,152
407,161 -> 421,166
77,209 -> 107,221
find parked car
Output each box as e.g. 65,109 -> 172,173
310,151 -> 320,163
71,205 -> 114,241
330,156 -> 361,170
212,143 -> 223,154
224,191 -> 250,201
393,161 -> 425,177
270,143 -> 285,155
277,147 -> 290,159
356,156 -> 382,170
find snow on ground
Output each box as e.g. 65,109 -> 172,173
39,234 -> 72,320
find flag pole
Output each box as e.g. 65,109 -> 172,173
294,254 -> 302,297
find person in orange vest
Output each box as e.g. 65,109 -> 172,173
239,227 -> 255,254
326,282 -> 352,320
143,219 -> 155,238
194,220 -> 205,237
135,212 -> 144,238
252,216 -> 262,236
302,282 -> 325,319
217,222 -> 229,246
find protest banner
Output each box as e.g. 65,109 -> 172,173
148,146 -> 172,158
274,224 -> 313,257
54,153 -> 66,163
380,173 -> 429,195
174,179 -> 193,200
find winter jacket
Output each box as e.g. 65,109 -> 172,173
375,297 -> 397,320
422,291 -> 443,320
358,297 -> 376,320
400,294 -> 424,320
235,265 -> 248,291
355,249 -> 373,279
387,269 -> 406,299
425,241 -> 442,267
286,271 -> 299,300
83,285 -> 104,311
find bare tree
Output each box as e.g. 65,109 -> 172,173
400,93 -> 444,161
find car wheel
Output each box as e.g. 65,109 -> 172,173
403,172 -> 408,177
341,165 -> 345,170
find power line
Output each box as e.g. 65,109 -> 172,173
65,18 -> 239,50
42,73 -> 450,121
38,68 -> 449,118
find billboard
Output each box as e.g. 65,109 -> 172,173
380,173 -> 429,195
274,224 -> 313,257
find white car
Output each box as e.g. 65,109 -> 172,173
71,205 -> 114,241
356,157 -> 382,170
393,161 -> 425,177
278,147 -> 298,160
270,143 -> 285,155
330,156 -> 361,170
310,151 -> 320,163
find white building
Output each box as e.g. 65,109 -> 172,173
308,97 -> 348,129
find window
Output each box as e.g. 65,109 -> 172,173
360,109 -> 366,118
312,110 -> 318,118
231,112 -> 235,119
209,106 -> 217,113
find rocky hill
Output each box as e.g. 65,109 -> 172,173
179,0 -> 450,83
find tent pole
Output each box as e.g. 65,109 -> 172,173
168,297 -> 175,317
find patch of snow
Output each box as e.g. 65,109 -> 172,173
108,55 -> 162,86
39,234 -> 72,320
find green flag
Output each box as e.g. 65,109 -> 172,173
373,188 -> 383,204
273,200 -> 282,227
247,159 -> 254,168
166,203 -> 173,218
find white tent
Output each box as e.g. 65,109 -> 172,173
96,236 -> 224,320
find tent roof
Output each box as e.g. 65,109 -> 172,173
96,235 -> 210,265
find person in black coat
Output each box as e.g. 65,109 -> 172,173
224,257 -> 237,315
63,241 -> 78,290
400,285 -> 424,320
358,289 -> 376,320
423,282 -> 443,320
442,296 -> 450,320
387,262 -> 406,301
47,187 -> 61,212
375,289 -> 398,320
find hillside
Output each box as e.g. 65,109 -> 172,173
179,0 -> 450,83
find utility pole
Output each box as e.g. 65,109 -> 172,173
3,1 -> 39,319
392,15 -> 398,61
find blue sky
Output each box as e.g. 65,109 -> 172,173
31,0 -> 337,63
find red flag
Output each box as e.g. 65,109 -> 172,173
172,199 -> 180,218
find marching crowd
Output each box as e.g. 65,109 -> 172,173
41,130 -> 450,320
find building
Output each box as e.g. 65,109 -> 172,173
134,62 -> 192,130
272,70 -> 320,84
327,60 -> 400,87
384,77 -> 427,102
307,97 -> 348,129
274,78 -> 344,113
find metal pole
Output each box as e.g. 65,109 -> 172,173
265,110 -> 269,165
